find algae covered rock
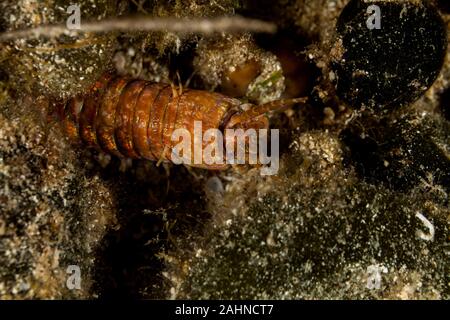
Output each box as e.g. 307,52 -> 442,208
167,129 -> 449,299
0,0 -> 448,301
193,33 -> 286,104
330,0 -> 447,111
0,95 -> 117,299
0,0 -> 117,98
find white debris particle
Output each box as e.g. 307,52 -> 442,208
366,264 -> 388,290
415,212 -> 434,242
266,230 -> 275,247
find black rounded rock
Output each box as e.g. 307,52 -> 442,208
331,0 -> 447,111
437,0 -> 450,13
440,88 -> 450,121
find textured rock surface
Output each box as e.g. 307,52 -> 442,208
194,33 -> 286,104
331,0 -> 447,110
168,125 -> 449,299
0,0 -> 448,300
0,99 -> 117,299
0,0 -> 117,99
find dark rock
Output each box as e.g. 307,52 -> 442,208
331,0 -> 447,111
341,113 -> 450,193
440,87 -> 450,121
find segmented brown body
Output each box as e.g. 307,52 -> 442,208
61,75 -> 270,169
61,75 -> 305,169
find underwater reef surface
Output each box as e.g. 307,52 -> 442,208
0,0 -> 448,299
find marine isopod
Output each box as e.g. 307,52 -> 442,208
58,75 -> 306,170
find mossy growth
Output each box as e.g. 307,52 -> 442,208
0,0 -> 117,99
169,128 -> 449,299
